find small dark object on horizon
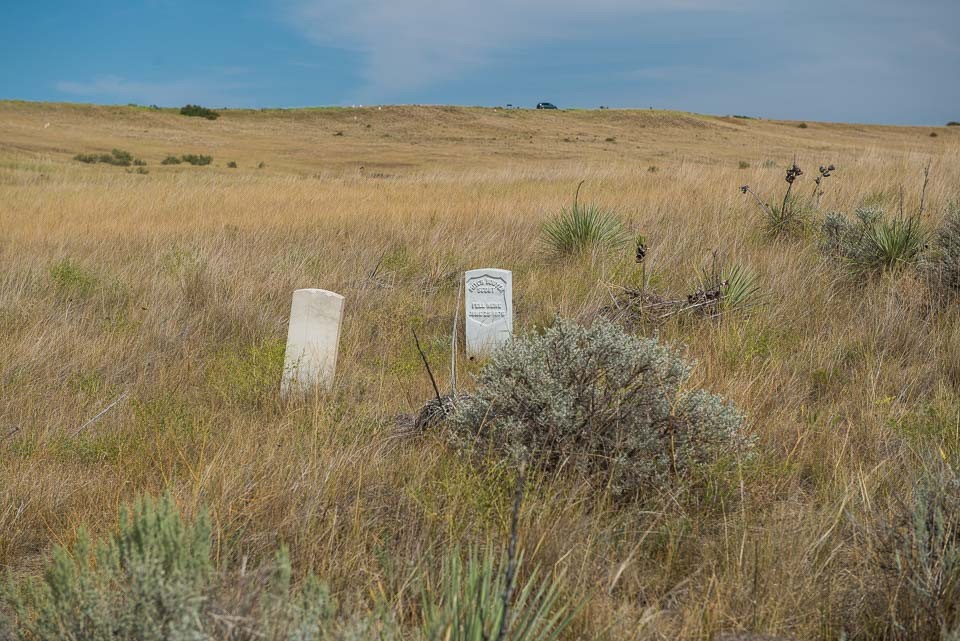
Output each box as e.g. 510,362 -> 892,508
179,104 -> 220,120
536,102 -> 558,110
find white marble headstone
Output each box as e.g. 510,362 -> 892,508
281,288 -> 345,396
464,268 -> 513,356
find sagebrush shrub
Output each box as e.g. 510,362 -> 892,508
855,465 -> 960,640
0,494 -> 394,640
450,318 -> 747,499
1,493 -> 212,641
821,206 -> 927,275
1,494 -> 567,641
924,205 -> 960,298
161,155 -> 182,165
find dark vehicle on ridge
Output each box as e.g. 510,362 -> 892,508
536,102 -> 558,110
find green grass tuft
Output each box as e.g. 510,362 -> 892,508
542,203 -> 630,255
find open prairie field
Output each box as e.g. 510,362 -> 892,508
2,101 -> 960,639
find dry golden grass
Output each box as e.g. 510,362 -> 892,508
1,100 -> 959,639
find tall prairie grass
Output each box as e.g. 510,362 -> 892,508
1,101 -> 960,639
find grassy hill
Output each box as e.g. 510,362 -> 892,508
1,101 -> 959,640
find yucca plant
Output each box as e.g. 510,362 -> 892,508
864,215 -> 927,272
740,162 -> 819,239
542,202 -> 630,255
722,263 -> 760,312
420,547 -> 574,641
689,254 -> 760,316
821,207 -> 928,276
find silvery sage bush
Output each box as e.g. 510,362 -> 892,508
924,204 -> 960,298
0,494 -> 397,641
450,318 -> 747,499
820,206 -> 927,275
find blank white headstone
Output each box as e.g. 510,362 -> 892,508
464,268 -> 513,356
281,288 -> 345,396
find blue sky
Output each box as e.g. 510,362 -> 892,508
2,0 -> 958,124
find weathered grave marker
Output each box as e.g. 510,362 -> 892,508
281,288 -> 344,396
464,268 -> 512,356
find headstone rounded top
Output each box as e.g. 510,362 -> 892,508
293,288 -> 345,300
465,268 -> 510,276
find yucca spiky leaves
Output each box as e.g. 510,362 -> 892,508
421,547 -> 575,641
543,202 -> 630,255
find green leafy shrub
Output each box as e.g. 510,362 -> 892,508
161,155 -> 182,165
450,318 -> 747,499
106,149 -> 132,165
542,203 -> 630,255
179,104 -> 220,120
73,149 -> 142,167
49,258 -> 96,295
207,340 -> 286,409
421,547 -> 573,641
181,154 -> 213,166
924,205 -> 960,298
821,206 -> 927,275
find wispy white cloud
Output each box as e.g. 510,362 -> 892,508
55,74 -> 252,107
287,0 -> 753,98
